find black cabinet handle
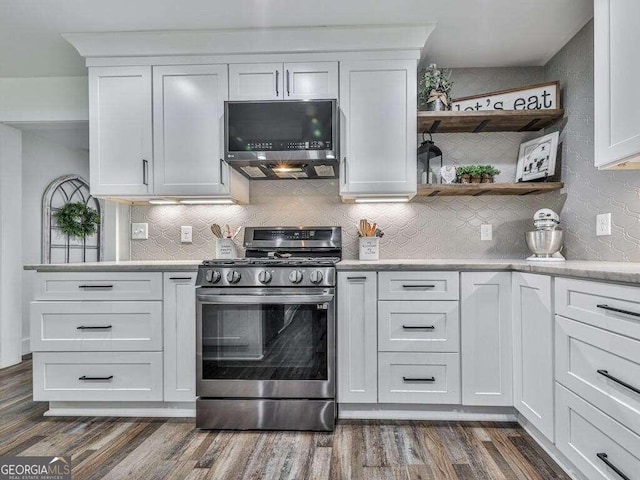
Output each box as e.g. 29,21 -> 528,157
142,159 -> 149,186
597,369 -> 640,396
286,69 -> 290,96
597,304 -> 640,318
403,377 -> 435,382
79,375 -> 113,381
402,325 -> 435,330
597,453 -> 630,480
402,284 -> 436,289
347,276 -> 367,281
77,325 -> 112,330
275,70 -> 279,97
78,284 -> 114,289
169,277 -> 193,281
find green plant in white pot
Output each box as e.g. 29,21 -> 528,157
419,64 -> 453,111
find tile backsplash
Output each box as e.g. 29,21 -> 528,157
131,180 -> 565,261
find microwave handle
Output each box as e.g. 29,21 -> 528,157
197,294 -> 334,305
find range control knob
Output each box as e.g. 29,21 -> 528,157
288,270 -> 304,284
258,270 -> 272,284
309,270 -> 324,284
226,270 -> 241,284
206,270 -> 221,283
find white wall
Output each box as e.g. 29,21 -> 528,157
21,130 -> 90,354
0,124 -> 23,368
0,77 -> 88,123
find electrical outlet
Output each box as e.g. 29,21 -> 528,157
596,213 -> 612,236
481,224 -> 493,241
181,226 -> 193,243
131,223 -> 148,240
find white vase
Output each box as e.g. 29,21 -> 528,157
215,238 -> 237,259
359,237 -> 379,261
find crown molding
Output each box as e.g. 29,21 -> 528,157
63,24 -> 435,58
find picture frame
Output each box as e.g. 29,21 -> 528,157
516,131 -> 560,182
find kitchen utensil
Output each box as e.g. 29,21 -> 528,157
211,224 -> 223,239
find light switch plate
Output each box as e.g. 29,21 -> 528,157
596,213 -> 612,236
131,223 -> 148,240
181,226 -> 193,243
481,224 -> 493,241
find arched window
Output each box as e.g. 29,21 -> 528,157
42,175 -> 103,264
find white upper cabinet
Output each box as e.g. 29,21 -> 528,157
512,273 -> 555,442
284,62 -> 339,100
461,272 -> 513,407
153,64 -> 231,196
595,0 -> 640,169
229,63 -> 284,100
89,66 -> 153,196
339,59 -> 417,198
229,62 -> 338,101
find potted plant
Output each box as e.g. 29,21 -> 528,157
456,165 -> 483,184
480,165 -> 501,183
418,64 -> 453,111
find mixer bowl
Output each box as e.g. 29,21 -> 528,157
525,230 -> 564,257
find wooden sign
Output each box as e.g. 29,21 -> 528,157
451,81 -> 560,112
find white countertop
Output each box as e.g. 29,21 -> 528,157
23,258 -> 640,284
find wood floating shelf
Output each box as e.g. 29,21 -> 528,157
417,182 -> 564,197
417,109 -> 565,134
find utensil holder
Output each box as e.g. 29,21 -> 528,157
216,238 -> 238,259
359,237 -> 379,261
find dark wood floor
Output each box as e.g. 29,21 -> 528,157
0,359 -> 569,480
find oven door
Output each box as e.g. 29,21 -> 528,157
196,287 -> 335,399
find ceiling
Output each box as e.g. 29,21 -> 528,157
0,0 -> 593,77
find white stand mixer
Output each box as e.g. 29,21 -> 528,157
525,209 -> 566,262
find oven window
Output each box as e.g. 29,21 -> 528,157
201,303 -> 328,381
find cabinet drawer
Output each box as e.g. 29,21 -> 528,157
378,301 -> 459,352
378,272 -> 459,301
36,272 -> 163,301
30,301 -> 163,352
378,352 -> 460,404
556,277 -> 640,340
33,352 -> 163,402
556,315 -> 640,436
556,384 -> 640,480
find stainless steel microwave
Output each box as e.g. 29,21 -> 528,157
224,99 -> 339,180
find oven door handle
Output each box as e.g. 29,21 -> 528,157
196,294 -> 334,304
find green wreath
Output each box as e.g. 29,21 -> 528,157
54,202 -> 100,237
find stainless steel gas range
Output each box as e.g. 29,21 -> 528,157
195,226 -> 341,431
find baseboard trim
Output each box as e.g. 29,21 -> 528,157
516,413 -> 586,480
339,404 -> 517,422
21,338 -> 30,356
45,401 -> 196,418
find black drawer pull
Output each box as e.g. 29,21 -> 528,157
347,276 -> 367,281
79,375 -> 113,381
402,325 -> 435,330
402,284 -> 436,289
169,277 -> 193,281
597,369 -> 640,396
403,377 -> 435,382
597,304 -> 640,318
78,284 -> 114,289
77,325 -> 112,330
597,453 -> 630,480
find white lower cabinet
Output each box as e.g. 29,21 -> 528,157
163,273 -> 197,402
461,272 -> 513,406
512,273 -> 555,441
337,272 -> 378,403
378,352 -> 460,404
556,384 -> 640,480
33,352 -> 163,402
